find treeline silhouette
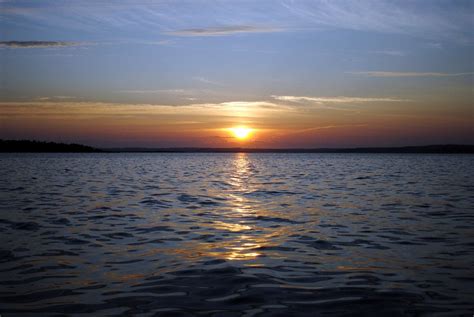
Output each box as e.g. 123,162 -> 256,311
0,140 -> 100,152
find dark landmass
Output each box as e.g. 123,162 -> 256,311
1,140 -> 473,153
105,144 -> 474,153
0,140 -> 100,152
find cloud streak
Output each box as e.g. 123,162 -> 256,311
166,25 -> 282,37
116,89 -> 188,94
193,77 -> 225,87
0,100 -> 290,121
290,124 -> 369,135
272,95 -> 410,103
371,50 -> 406,57
281,0 -> 472,42
34,96 -> 76,101
0,1 -> 470,43
349,71 -> 474,78
0,41 -> 83,48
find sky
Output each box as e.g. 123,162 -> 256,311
0,0 -> 473,148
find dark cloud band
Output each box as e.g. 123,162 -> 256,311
166,25 -> 282,37
0,41 -> 82,48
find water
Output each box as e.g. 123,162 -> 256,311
0,153 -> 473,316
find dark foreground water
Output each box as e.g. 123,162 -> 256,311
0,153 -> 473,316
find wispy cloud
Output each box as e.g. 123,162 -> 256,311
291,124 -> 369,134
126,40 -> 173,46
0,1 -> 470,43
116,89 -> 188,94
371,50 -> 406,57
0,41 -> 84,48
427,42 -> 443,49
272,95 -> 410,103
115,89 -> 218,97
193,77 -> 225,87
166,25 -> 282,37
34,96 -> 77,101
0,100 -> 289,120
220,101 -> 290,111
349,71 -> 474,77
140,40 -> 172,45
280,0 -> 472,42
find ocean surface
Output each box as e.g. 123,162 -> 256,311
0,153 -> 473,316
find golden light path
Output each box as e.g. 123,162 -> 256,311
229,126 -> 253,140
144,153 -> 296,264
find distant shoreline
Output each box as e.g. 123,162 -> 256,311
1,140 -> 474,153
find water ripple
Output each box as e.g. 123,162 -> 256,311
0,153 -> 473,315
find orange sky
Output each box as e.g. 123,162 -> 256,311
1,98 -> 472,148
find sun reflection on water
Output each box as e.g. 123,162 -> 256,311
155,153 -> 279,262
213,221 -> 252,232
216,153 -> 262,260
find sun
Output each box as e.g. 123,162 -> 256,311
229,126 -> 253,140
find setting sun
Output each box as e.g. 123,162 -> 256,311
229,127 -> 253,140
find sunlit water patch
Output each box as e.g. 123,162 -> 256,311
0,153 -> 473,315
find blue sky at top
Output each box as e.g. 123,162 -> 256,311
1,0 -> 472,103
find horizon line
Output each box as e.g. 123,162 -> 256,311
1,140 -> 473,154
